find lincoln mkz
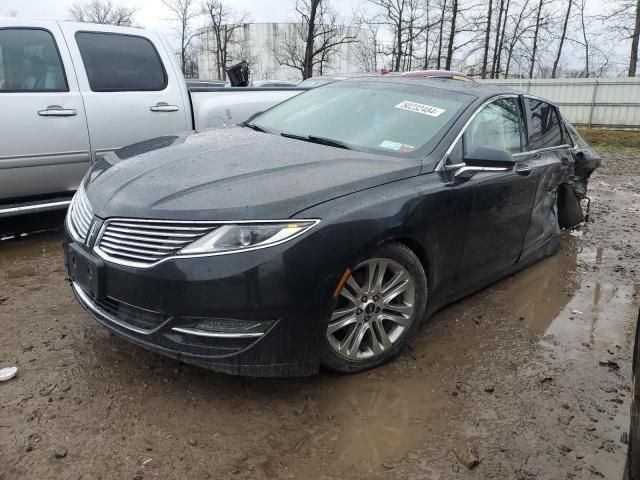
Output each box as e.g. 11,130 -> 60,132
63,77 -> 600,376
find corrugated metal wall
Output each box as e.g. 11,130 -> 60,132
478,78 -> 640,129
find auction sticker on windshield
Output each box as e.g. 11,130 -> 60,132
395,100 -> 446,117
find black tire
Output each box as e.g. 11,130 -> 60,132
322,242 -> 428,373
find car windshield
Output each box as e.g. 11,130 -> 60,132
252,81 -> 471,157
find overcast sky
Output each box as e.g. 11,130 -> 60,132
1,0 -> 364,35
2,0 -> 621,74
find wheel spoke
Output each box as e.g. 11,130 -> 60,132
383,302 -> 413,315
364,262 -> 376,293
328,314 -> 357,334
371,320 -> 392,354
381,270 -> 409,295
346,276 -> 364,298
382,277 -> 410,304
373,260 -> 388,292
330,306 -> 356,321
347,323 -> 368,357
379,312 -> 411,327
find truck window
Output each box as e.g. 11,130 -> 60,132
75,32 -> 167,92
0,28 -> 67,92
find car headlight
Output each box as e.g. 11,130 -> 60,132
178,220 -> 319,255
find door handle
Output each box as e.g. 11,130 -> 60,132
515,165 -> 532,176
38,105 -> 77,117
150,102 -> 179,112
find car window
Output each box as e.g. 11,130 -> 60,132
75,32 -> 166,92
464,97 -> 524,156
0,28 -> 67,92
528,99 -> 563,150
253,81 -> 470,158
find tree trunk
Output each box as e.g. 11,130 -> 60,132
490,0 -> 505,78
551,0 -> 572,78
529,0 -> 544,78
437,0 -> 447,69
394,2 -> 405,71
629,0 -> 640,76
494,0 -> 510,78
445,0 -> 458,70
580,0 -> 589,77
303,0 -> 320,79
481,0 -> 493,78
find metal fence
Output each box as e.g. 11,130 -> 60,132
478,77 -> 640,129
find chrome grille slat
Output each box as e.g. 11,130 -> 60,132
99,245 -> 160,262
107,226 -> 203,238
95,218 -> 219,267
102,230 -> 189,245
100,240 -> 173,255
101,236 -> 179,250
68,185 -> 93,243
109,222 -> 212,231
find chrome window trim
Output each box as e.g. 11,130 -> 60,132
93,218 -> 321,269
437,94 -> 572,171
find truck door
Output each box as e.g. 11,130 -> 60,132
58,23 -> 190,159
0,20 -> 91,204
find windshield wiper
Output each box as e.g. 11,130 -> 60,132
280,132 -> 352,150
241,122 -> 267,133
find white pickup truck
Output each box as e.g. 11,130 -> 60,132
0,19 -> 304,217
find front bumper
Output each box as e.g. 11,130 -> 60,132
64,226 -> 347,377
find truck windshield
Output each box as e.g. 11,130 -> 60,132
252,81 -> 472,158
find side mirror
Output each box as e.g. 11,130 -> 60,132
464,146 -> 515,169
454,146 -> 515,182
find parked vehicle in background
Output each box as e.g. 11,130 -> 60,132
383,69 -> 474,82
64,77 -> 600,376
627,309 -> 640,479
0,19 -> 305,218
185,79 -> 228,88
253,79 -> 300,87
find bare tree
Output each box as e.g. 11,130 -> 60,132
272,0 -> 359,79
202,0 -> 250,80
551,0 -> 572,78
503,0 -> 534,78
162,0 -> 200,75
604,0 -> 640,76
68,0 -> 137,26
480,0 -> 494,78
528,0 -> 545,78
491,0 -> 510,77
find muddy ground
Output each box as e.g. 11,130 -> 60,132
1,152 -> 639,480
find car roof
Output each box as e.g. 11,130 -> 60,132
337,76 -> 518,102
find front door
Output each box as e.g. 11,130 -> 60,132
58,23 -> 190,159
447,96 -> 537,289
0,20 -> 91,201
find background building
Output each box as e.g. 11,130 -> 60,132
197,22 -> 372,82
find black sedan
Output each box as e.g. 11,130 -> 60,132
63,78 -> 600,376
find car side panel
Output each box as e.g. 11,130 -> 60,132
519,148 -> 570,260
295,172 -> 470,315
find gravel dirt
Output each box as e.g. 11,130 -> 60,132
1,152 -> 639,480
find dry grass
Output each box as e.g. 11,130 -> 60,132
578,128 -> 640,154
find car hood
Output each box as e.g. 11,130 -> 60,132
85,127 -> 421,221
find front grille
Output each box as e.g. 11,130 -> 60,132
95,219 -> 218,267
68,185 -> 93,243
96,296 -> 168,332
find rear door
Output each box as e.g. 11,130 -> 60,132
446,95 -> 538,289
0,20 -> 90,202
58,23 -> 190,159
519,98 -> 572,260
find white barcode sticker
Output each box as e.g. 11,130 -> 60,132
395,100 -> 445,117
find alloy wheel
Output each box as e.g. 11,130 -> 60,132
327,258 -> 416,360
